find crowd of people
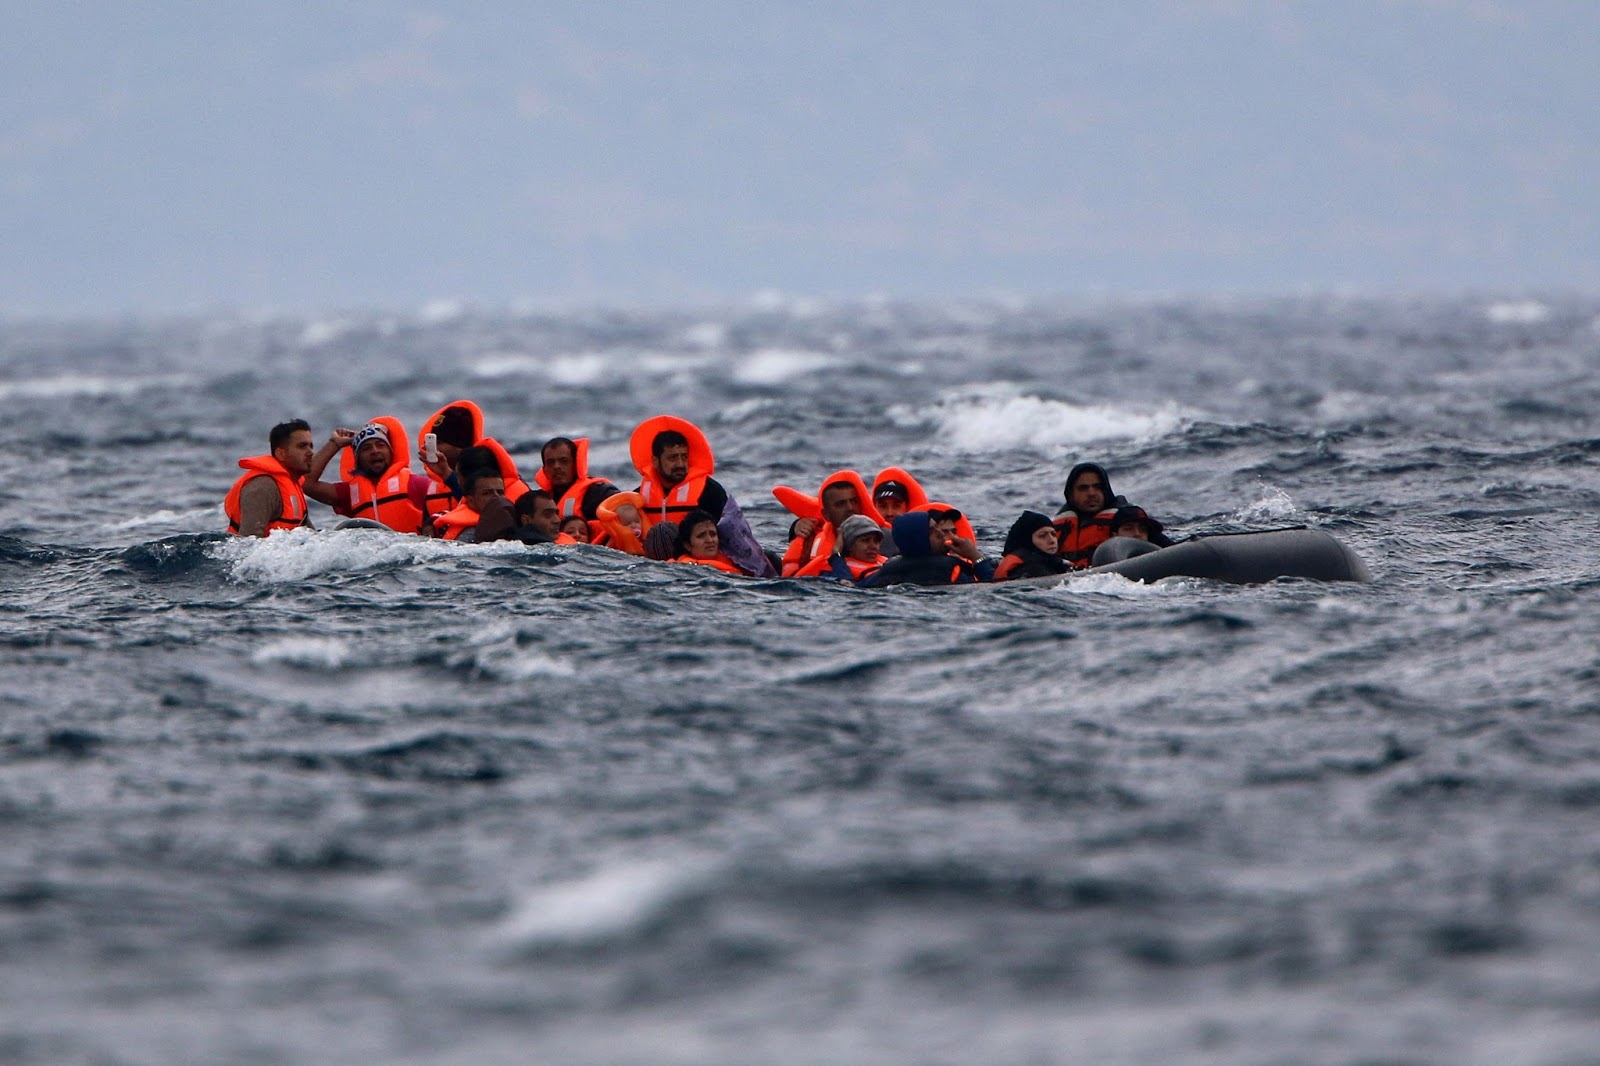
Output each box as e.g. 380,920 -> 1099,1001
223,402 -> 1173,586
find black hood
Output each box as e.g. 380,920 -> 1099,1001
1002,510 -> 1055,557
1058,462 -> 1116,516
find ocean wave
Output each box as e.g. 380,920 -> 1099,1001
731,348 -> 841,386
491,858 -> 713,953
211,527 -> 537,583
890,385 -> 1187,453
1052,571 -> 1186,598
1484,300 -> 1550,325
251,636 -> 353,670
0,374 -> 187,403
1229,487 -> 1310,525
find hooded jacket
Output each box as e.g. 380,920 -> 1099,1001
860,511 -> 994,587
1053,462 -> 1127,568
993,511 -> 1070,581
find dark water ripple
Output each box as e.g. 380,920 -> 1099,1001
3,295 -> 1600,1063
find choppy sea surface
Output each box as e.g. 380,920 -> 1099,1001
3,294 -> 1599,1065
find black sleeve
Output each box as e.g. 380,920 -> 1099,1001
581,480 -> 621,520
698,477 -> 730,522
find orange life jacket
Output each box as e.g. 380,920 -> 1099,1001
672,553 -> 744,574
534,436 -> 610,520
772,470 -> 886,577
224,454 -> 308,535
432,502 -> 481,542
595,490 -> 653,556
417,400 -> 531,523
1054,509 -> 1119,568
337,415 -> 424,533
630,415 -> 717,524
837,555 -> 884,581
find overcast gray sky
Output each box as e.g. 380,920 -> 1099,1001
4,1 -> 1597,316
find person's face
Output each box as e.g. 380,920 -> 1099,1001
687,519 -> 719,559
928,520 -> 956,555
437,440 -> 463,466
654,444 -> 690,485
560,516 -> 590,542
616,505 -> 643,536
1070,473 -> 1107,514
356,438 -> 392,477
846,532 -> 882,562
1030,525 -> 1060,553
275,429 -> 316,478
875,494 -> 908,520
542,443 -> 576,490
523,496 -> 560,535
469,477 -> 506,514
821,484 -> 861,527
1114,521 -> 1149,541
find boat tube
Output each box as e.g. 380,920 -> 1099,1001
1011,528 -> 1371,586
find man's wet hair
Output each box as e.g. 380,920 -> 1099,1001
542,437 -> 577,462
652,430 -> 689,458
269,419 -> 310,452
461,465 -> 504,496
514,489 -> 556,521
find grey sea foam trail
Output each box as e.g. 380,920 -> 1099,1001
3,295 -> 1600,1064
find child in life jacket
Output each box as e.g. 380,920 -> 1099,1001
1109,505 -> 1172,546
559,515 -> 591,543
822,513 -> 886,585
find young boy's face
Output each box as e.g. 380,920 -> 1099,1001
846,532 -> 882,562
1114,520 -> 1149,541
876,494 -> 908,519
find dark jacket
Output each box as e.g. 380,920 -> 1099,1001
861,511 -> 995,587
994,510 -> 1070,581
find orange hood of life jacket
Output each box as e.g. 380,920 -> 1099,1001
337,415 -> 423,534
872,466 -> 931,511
595,490 -> 654,556
417,400 -> 530,517
225,454 -> 309,535
629,415 -> 716,521
773,470 -> 886,576
432,501 -> 483,542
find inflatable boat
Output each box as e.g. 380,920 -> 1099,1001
1010,527 -> 1371,586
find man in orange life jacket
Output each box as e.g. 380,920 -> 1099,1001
430,462 -> 511,542
1052,462 -> 1128,569
302,420 -> 431,533
536,437 -> 619,522
782,473 -> 881,575
224,419 -> 336,537
630,415 -> 778,577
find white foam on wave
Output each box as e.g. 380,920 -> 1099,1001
468,624 -> 576,680
1052,571 -> 1180,598
251,636 -> 352,670
106,506 -> 221,532
213,527 -> 532,583
1485,300 -> 1550,325
891,385 -> 1186,452
731,348 -> 840,386
492,858 -> 709,952
0,375 -> 186,403
682,321 -> 727,349
470,350 -> 611,386
297,318 -> 354,347
1230,487 -> 1306,524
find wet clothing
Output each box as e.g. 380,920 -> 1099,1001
1108,504 -> 1175,548
1054,462 -> 1127,568
994,511 -> 1070,581
861,511 -> 995,587
823,553 -> 884,585
629,415 -> 776,577
775,471 -> 886,576
534,437 -> 620,521
225,455 -> 309,536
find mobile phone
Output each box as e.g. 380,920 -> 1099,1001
423,433 -> 438,463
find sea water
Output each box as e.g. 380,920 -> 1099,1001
3,294 -> 1600,1064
